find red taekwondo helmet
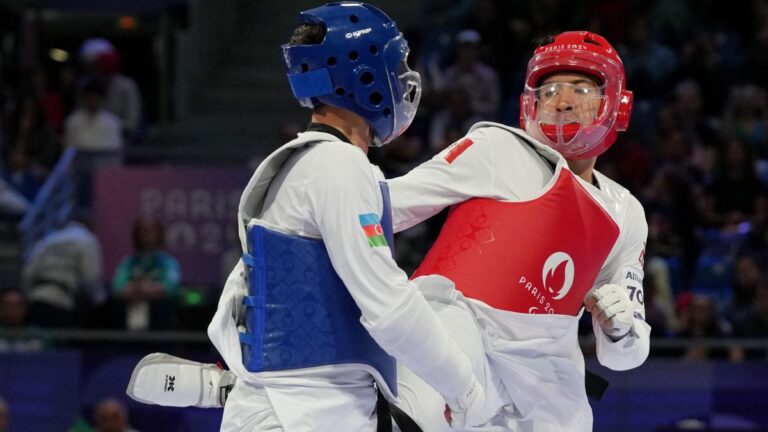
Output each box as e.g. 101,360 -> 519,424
520,31 -> 633,159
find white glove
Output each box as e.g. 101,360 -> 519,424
585,284 -> 634,340
444,374 -> 486,428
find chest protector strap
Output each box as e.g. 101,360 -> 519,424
413,169 -> 619,315
238,182 -> 397,397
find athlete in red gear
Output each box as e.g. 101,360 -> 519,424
390,31 -> 649,431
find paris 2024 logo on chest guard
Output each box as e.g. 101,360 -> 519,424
542,252 -> 575,301
521,251 -> 576,314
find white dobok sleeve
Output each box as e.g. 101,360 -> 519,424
594,196 -> 652,371
307,145 -> 477,400
387,125 -> 554,233
386,128 -> 498,232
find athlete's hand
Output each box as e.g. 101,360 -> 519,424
444,375 -> 486,428
585,284 -> 633,340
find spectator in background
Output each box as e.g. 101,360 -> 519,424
722,85 -> 768,159
643,167 -> 701,292
643,260 -> 680,336
112,217 -> 180,331
96,51 -> 142,139
674,31 -> 732,117
10,90 -> 61,170
29,68 -> 66,135
677,293 -> 730,360
64,78 -> 123,208
704,138 -> 763,226
730,255 -> 763,318
2,92 -> 60,203
438,29 -> 500,118
618,17 -> 677,97
64,78 -> 123,160
0,290 -> 46,352
411,0 -> 474,69
670,80 -> 721,149
79,38 -> 142,138
21,215 -> 104,328
92,398 -> 139,432
730,281 -> 768,361
428,87 -> 482,152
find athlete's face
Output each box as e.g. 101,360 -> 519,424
536,72 -> 603,127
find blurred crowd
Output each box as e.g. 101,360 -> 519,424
0,37 -> 141,216
0,0 -> 767,365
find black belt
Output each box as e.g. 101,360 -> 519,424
585,369 -> 609,400
376,389 -> 423,432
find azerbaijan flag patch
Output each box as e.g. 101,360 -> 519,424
359,213 -> 388,248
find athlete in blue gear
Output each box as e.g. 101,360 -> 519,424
128,3 -> 485,431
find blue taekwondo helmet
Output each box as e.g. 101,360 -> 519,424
282,2 -> 421,146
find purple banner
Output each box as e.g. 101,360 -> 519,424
94,166 -> 251,286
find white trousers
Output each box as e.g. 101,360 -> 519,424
395,276 -> 592,432
221,376 -> 379,431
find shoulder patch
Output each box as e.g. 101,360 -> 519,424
444,138 -> 475,164
359,213 -> 388,248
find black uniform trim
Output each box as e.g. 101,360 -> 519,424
306,122 -> 352,144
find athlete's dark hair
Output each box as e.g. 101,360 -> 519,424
288,23 -> 327,45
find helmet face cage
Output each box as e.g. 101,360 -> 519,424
519,31 -> 632,159
282,2 -> 421,146
379,35 -> 422,146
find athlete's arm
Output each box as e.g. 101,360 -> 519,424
387,127 -> 497,232
592,197 -> 651,371
309,145 -> 486,425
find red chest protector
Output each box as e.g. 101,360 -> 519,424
412,168 -> 620,315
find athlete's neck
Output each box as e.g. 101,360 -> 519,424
567,157 -> 597,185
311,106 -> 371,154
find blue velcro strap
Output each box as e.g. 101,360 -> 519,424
239,332 -> 260,346
242,296 -> 260,307
242,252 -> 258,268
287,69 -> 333,98
378,181 -> 395,257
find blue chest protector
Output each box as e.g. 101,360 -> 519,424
239,182 -> 397,396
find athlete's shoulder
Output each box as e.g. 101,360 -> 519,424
467,121 -> 526,141
467,121 -> 563,161
594,170 -> 646,220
